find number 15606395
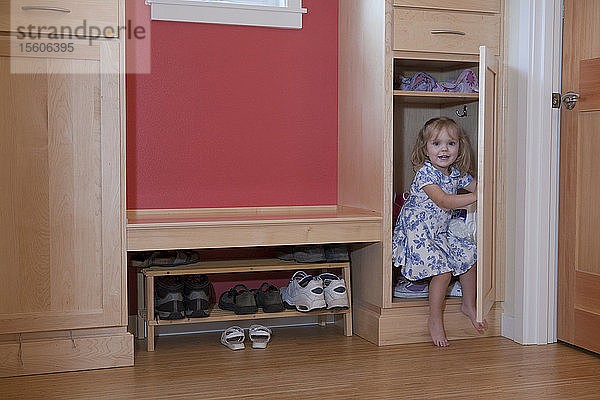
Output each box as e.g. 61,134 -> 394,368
19,42 -> 74,53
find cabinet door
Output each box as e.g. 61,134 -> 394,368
476,45 -> 498,322
0,38 -> 123,334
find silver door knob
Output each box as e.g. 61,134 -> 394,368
562,91 -> 580,110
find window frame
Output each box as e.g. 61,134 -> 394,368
145,0 -> 307,29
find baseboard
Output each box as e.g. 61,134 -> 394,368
354,301 -> 503,346
0,328 -> 134,377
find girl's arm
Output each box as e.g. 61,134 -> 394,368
422,184 -> 477,210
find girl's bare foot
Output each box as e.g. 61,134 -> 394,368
461,304 -> 487,332
428,316 -> 449,347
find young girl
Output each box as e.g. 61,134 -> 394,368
392,117 -> 486,347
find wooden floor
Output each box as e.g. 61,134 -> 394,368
2,326 -> 600,399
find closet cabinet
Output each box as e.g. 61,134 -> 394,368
338,0 -> 503,345
0,1 -> 132,377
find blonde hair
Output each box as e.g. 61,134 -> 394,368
410,117 -> 474,176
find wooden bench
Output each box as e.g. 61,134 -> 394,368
126,205 -> 382,251
126,205 -> 382,351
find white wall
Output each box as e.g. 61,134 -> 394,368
501,0 -> 562,344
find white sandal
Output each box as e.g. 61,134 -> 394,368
221,326 -> 245,351
249,324 -> 272,349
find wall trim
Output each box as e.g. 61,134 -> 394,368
505,0 -> 562,345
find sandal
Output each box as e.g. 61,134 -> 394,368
220,326 -> 245,351
249,325 -> 272,349
218,284 -> 248,311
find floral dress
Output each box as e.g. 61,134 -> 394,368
392,161 -> 477,281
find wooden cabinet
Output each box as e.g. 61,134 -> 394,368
1,0 -> 119,37
392,8 -> 500,55
338,0 -> 504,345
0,0 -> 131,377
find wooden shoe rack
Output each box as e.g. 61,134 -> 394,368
142,258 -> 352,351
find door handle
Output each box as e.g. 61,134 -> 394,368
430,30 -> 466,36
562,91 -> 580,110
21,6 -> 72,13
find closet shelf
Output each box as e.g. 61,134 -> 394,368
127,205 -> 382,251
149,307 -> 351,326
392,297 -> 463,308
142,258 -> 350,276
393,90 -> 479,104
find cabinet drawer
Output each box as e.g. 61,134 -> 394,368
393,0 -> 500,13
1,0 -> 119,37
393,8 -> 500,56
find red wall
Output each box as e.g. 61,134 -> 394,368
126,0 -> 339,209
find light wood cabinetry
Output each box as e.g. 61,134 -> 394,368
339,0 -> 504,345
0,1 -> 131,377
1,0 -> 119,37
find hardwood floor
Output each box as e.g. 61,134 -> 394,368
1,326 -> 599,399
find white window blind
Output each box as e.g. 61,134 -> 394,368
145,0 -> 307,29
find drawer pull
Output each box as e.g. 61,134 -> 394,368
430,30 -> 466,36
21,6 -> 72,13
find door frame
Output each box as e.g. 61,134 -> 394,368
501,0 -> 562,344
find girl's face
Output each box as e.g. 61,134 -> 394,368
426,128 -> 459,174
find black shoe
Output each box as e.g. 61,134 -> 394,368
155,277 -> 185,319
183,275 -> 213,318
254,282 -> 285,313
218,284 -> 258,315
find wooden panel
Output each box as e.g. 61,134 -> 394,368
579,58 -> 600,111
0,330 -> 133,377
0,40 -> 124,334
576,112 -> 600,275
150,307 -> 350,326
0,56 -> 50,316
48,58 -> 103,313
394,50 -> 479,63
338,0 -> 391,310
573,309 -> 600,354
393,0 -> 501,13
128,219 -> 382,251
127,206 -> 382,250
143,258 -> 349,276
393,8 -> 500,56
393,90 -> 478,103
1,0 -> 119,37
354,301 -> 501,346
477,47 -> 498,322
558,0 -> 600,348
575,271 -> 600,314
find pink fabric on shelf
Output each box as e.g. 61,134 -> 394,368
432,69 -> 479,93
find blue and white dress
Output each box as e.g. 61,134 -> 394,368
392,161 -> 477,281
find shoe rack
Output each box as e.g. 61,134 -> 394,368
141,258 -> 352,351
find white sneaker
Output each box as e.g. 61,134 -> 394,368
319,273 -> 349,309
280,271 -> 326,312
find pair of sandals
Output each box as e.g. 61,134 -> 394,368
220,325 -> 272,351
